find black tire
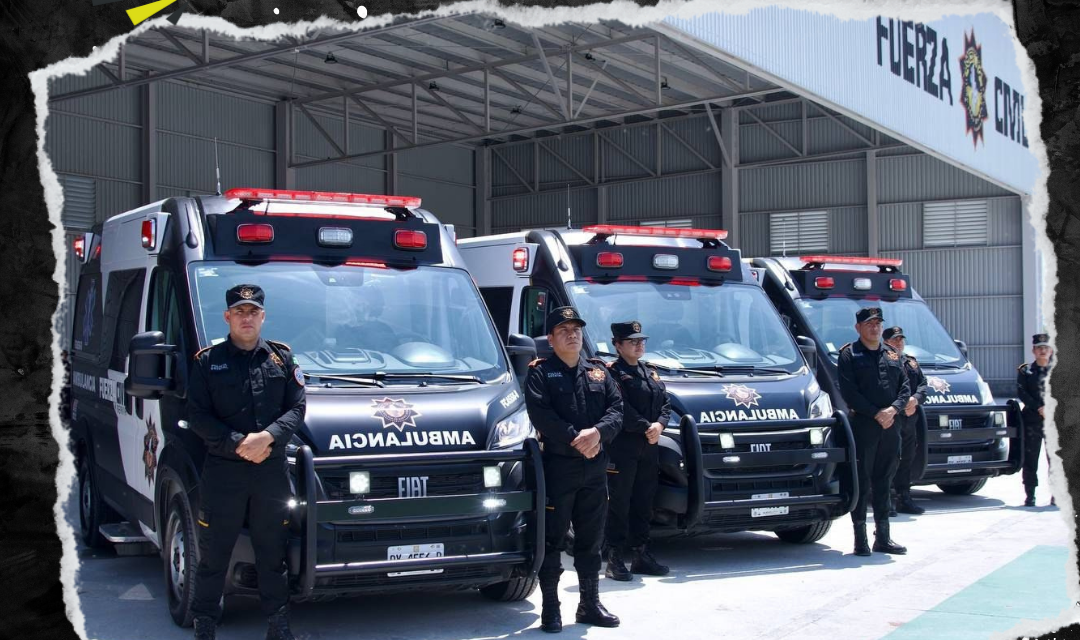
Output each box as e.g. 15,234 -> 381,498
774,520 -> 833,544
163,493 -> 200,627
479,573 -> 538,602
77,452 -> 110,549
938,478 -> 988,495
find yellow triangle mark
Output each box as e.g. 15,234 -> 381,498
127,0 -> 178,25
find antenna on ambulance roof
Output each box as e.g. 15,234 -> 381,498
565,183 -> 571,230
214,137 -> 222,196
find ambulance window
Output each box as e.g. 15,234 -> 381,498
479,287 -> 513,343
108,269 -> 146,373
147,269 -> 184,381
521,287 -> 551,338
72,273 -> 103,357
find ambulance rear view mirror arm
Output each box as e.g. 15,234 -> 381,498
954,340 -> 968,359
125,331 -> 179,400
796,336 -> 817,373
505,334 -> 537,381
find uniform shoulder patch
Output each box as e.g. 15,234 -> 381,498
886,349 -> 900,361
528,358 -> 546,368
587,367 -> 606,382
193,346 -> 212,361
267,339 -> 292,352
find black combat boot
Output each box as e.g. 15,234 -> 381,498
897,490 -> 925,515
265,606 -> 296,640
1024,486 -> 1037,507
193,616 -> 216,640
604,547 -> 632,582
575,576 -> 619,627
853,522 -> 871,556
872,520 -> 907,555
539,570 -> 563,633
630,545 -> 669,576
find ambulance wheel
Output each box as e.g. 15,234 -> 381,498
78,451 -> 109,549
480,573 -> 538,602
774,520 -> 832,544
164,493 -> 199,627
938,478 -> 988,495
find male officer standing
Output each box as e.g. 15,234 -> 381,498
524,306 -> 623,633
837,308 -> 910,557
188,285 -> 305,640
883,326 -> 928,516
1018,333 -> 1054,507
604,320 -> 670,581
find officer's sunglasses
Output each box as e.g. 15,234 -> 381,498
619,338 -> 648,346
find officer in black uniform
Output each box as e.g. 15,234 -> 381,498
837,307 -> 910,557
883,326 -> 928,516
604,320 -> 670,581
524,306 -> 623,633
1018,332 -> 1054,507
188,285 -> 305,640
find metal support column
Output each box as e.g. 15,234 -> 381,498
386,131 -> 398,195
141,73 -> 157,202
720,106 -> 739,246
275,101 -> 296,189
477,148 -> 492,236
1021,196 -> 1042,339
866,149 -> 879,256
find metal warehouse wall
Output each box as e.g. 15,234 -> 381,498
733,101 -> 1022,393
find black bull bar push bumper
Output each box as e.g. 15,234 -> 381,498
679,411 -> 859,529
916,399 -> 1023,481
294,440 -> 545,596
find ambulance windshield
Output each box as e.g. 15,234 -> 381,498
189,262 -> 508,382
796,298 -> 965,367
567,281 -> 803,374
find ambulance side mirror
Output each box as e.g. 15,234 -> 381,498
954,340 -> 968,359
506,334 -> 537,380
125,331 -> 178,400
796,335 -> 818,372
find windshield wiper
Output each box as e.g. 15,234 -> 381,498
645,362 -> 725,378
924,363 -> 965,370
303,372 -> 385,387
372,372 -> 485,384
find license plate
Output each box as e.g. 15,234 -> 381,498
751,506 -> 790,518
751,492 -> 790,501
947,455 -> 973,464
387,543 -> 444,561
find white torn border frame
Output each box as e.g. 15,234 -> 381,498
28,0 -> 1067,638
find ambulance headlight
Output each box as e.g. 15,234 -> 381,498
809,428 -> 825,446
349,471 -> 371,495
489,408 -> 534,449
809,392 -> 833,419
719,433 -> 735,450
992,411 -> 1007,426
976,376 -> 994,405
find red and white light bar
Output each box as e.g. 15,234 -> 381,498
583,224 -> 729,240
225,188 -> 422,209
799,255 -> 903,268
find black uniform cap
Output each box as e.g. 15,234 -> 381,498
882,326 -> 905,341
611,321 -> 648,341
855,307 -> 883,323
546,306 -> 586,332
1032,333 -> 1051,347
226,284 -> 265,309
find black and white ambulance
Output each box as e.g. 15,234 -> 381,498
751,256 -> 1023,495
66,188 -> 544,626
460,226 -> 857,544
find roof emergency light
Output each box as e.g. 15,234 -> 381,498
814,277 -> 835,289
225,188 -> 422,209
853,278 -> 872,290
596,252 -> 624,268
583,224 -> 728,240
141,219 -> 156,249
799,255 -> 903,268
653,254 -> 679,270
318,227 -> 353,247
237,223 -> 275,243
707,256 -> 732,272
393,229 -> 427,250
512,247 -> 529,272
889,279 -> 908,291
73,236 -> 85,260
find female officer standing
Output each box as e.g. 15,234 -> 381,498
604,320 -> 671,580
